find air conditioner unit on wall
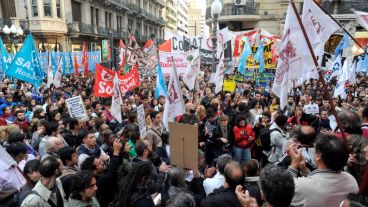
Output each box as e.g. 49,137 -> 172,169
234,0 -> 246,6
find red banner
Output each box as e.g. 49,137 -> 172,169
94,64 -> 140,97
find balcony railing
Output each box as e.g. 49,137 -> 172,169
321,0 -> 368,14
68,22 -> 126,38
206,3 -> 260,20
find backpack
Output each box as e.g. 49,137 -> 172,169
258,128 -> 281,151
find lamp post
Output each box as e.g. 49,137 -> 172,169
210,0 -> 222,82
3,24 -> 24,53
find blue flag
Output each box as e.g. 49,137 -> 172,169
6,34 -> 44,88
61,53 -> 66,75
238,36 -> 252,75
357,53 -> 368,73
334,33 -> 350,58
254,40 -> 265,73
155,64 -> 168,98
50,51 -> 58,75
68,52 -> 74,74
0,38 -> 11,74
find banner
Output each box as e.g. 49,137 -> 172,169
118,64 -> 140,93
159,49 -> 198,75
137,104 -> 146,138
94,64 -> 115,97
111,73 -> 123,123
245,42 -> 276,69
65,95 -> 88,121
256,73 -> 274,87
183,50 -> 200,90
102,40 -> 110,61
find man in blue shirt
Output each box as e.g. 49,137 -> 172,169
0,94 -> 15,116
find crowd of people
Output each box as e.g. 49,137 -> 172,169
0,69 -> 368,207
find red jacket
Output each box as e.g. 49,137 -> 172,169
233,124 -> 255,149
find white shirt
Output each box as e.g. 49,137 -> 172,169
203,171 -> 225,195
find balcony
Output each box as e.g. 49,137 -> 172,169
321,0 -> 368,14
205,3 -> 260,23
155,0 -> 165,7
68,22 -> 125,38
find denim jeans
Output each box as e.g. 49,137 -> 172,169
233,146 -> 251,163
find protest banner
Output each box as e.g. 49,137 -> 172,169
118,64 -> 140,93
65,95 -> 88,121
94,64 -> 115,97
169,122 -> 198,170
137,104 -> 147,138
102,40 -> 110,61
223,80 -> 236,93
304,103 -> 320,115
159,49 -> 198,75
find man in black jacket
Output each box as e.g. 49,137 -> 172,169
201,161 -> 244,207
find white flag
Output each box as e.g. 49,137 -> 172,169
302,0 -> 340,57
183,50 -> 200,90
334,58 -> 350,99
111,73 -> 123,123
354,10 -> 368,31
215,52 -> 225,94
46,52 -> 53,88
325,54 -> 342,82
53,56 -> 63,88
163,60 -> 185,127
349,58 -> 357,85
272,3 -> 315,108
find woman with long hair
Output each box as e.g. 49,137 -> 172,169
118,161 -> 155,207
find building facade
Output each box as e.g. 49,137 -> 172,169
0,0 -> 166,52
177,0 -> 188,36
205,0 -> 368,37
187,0 -> 208,37
163,0 -> 177,37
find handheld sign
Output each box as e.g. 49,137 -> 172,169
137,104 -> 147,138
65,95 -> 88,121
169,122 -> 198,170
304,103 -> 320,115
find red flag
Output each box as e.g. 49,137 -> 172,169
119,40 -> 126,73
159,39 -> 171,52
82,42 -> 88,77
93,64 -> 115,97
143,39 -> 154,50
118,64 -> 140,93
73,52 -> 79,77
119,39 -> 125,49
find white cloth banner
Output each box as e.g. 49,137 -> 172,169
183,50 -> 201,90
111,73 -> 123,123
163,60 -> 185,127
334,57 -> 351,99
215,52 -> 225,94
159,49 -> 199,75
53,57 -> 63,88
272,3 -> 315,108
354,10 -> 368,31
137,104 -> 147,138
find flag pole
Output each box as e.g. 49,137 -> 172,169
290,0 -> 347,144
312,0 -> 368,56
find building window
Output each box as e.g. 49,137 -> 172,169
71,0 -> 81,21
44,0 -> 52,17
105,12 -> 112,29
96,9 -> 99,26
32,0 -> 38,16
56,0 -> 61,17
117,15 -> 123,30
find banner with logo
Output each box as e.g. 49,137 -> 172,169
159,49 -> 198,75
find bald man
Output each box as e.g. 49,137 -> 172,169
42,136 -> 64,160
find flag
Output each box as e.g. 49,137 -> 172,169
163,58 -> 185,127
215,52 -> 225,94
118,64 -> 140,93
111,73 -> 123,123
51,51 -> 58,75
53,55 -> 63,88
46,52 -> 54,88
68,52 -> 74,74
254,39 -> 265,73
0,38 -> 11,73
73,52 -> 79,77
143,38 -> 154,52
6,34 -> 44,88
334,33 -> 350,58
354,10 -> 368,31
334,57 -> 350,99
93,64 -> 115,97
302,0 -> 340,57
155,63 -> 168,98
357,53 -> 368,73
272,3 -> 315,108
183,50 -> 200,90
61,52 -> 66,75
349,58 -> 357,85
159,39 -> 172,52
237,36 -> 252,75
325,54 -> 342,82
82,42 -> 88,77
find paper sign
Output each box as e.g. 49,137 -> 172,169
169,122 -> 198,170
223,80 -> 236,93
304,103 -> 320,114
65,96 -> 88,121
137,104 -> 146,138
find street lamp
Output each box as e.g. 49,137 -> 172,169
210,0 -> 222,82
3,24 -> 24,53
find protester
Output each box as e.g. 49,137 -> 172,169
68,171 -> 100,207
